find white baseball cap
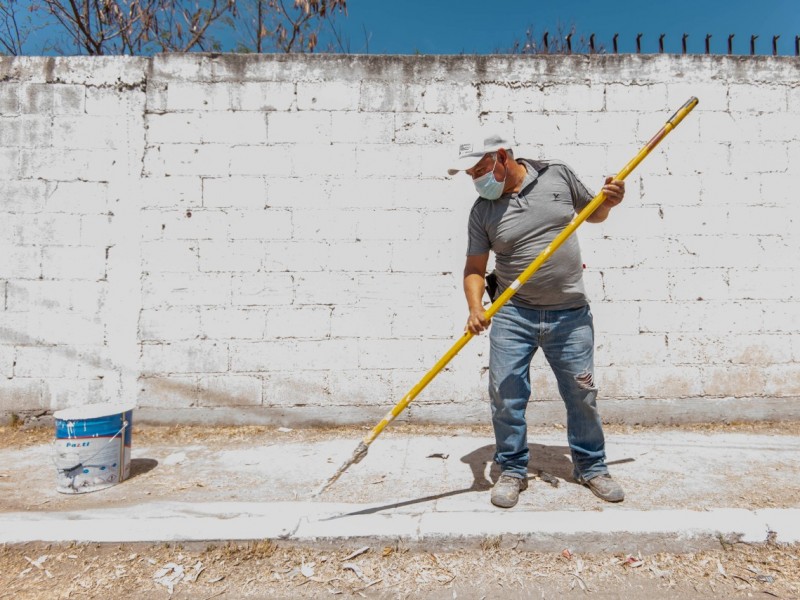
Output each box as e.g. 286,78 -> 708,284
447,133 -> 512,176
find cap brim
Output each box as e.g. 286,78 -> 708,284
446,153 -> 484,176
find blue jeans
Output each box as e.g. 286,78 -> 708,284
488,303 -> 608,483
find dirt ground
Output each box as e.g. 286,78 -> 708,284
3,421 -> 800,598
1,539 -> 798,599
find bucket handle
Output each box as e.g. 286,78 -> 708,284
52,420 -> 129,473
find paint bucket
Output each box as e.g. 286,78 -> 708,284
53,402 -> 136,494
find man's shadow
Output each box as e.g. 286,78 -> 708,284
326,442 -> 629,519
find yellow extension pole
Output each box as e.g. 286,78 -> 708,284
314,97 -> 699,497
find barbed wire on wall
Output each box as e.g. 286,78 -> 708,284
548,32 -> 800,56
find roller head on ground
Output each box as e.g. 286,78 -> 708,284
312,441 -> 369,498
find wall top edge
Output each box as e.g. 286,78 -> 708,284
1,53 -> 798,85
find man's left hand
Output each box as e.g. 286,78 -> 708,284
602,177 -> 625,207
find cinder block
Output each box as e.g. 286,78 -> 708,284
602,268 -> 670,301
45,181 -> 108,213
327,240 -> 392,272
294,272 -> 358,306
666,83 -> 727,112
80,214 -> 116,246
764,364 -> 800,397
330,306 -> 394,338
590,301 -> 640,335
423,83 -> 479,114
20,83 -> 85,114
668,142 -> 732,176
758,112 -> 800,142
232,272 -> 294,306
228,145 -> 294,177
267,111 -> 331,144
595,333 -> 668,367
293,208 -> 356,241
42,246 -> 107,280
262,371 -> 329,406
0,148 -> 19,179
230,82 -> 296,111
391,305 -> 462,339
139,308 -> 200,341
166,82 -> 230,111
730,142 -> 788,174
228,209 -> 292,240
137,375 -> 198,408
146,112 -> 204,144
13,214 -> 82,246
356,144 -> 423,177
728,269 -> 798,300
140,340 -> 228,375
229,339 -> 358,371
0,84 -> 19,114
144,144 -> 233,178
198,240 -> 263,272
760,173 -> 800,204
33,312 -> 105,345
394,113 -> 458,145
197,375 -> 262,406
142,272 -> 232,308
356,272 -> 457,308
757,236 -> 800,269
13,346 -> 99,378
698,302 -> 763,335
542,84 -> 605,112
0,379 -> 46,412
722,333 -> 793,365
638,365 -> 703,398
0,115 -> 53,147
289,143 -> 358,176
137,177 -> 202,209
640,173 -> 704,208
5,279 -> 106,314
0,346 -> 13,378
761,301 -> 800,332
199,307 -> 266,339
359,81 -> 426,112
85,87 -> 134,116
262,240 -> 329,271
142,208 -> 221,241
0,180 -> 47,212
354,209 -> 421,241
389,240 -> 460,273
203,177 -> 266,209
46,377 -> 116,410
388,178 -> 457,210
700,172 -> 759,206
202,111 -> 267,144
669,268 -> 729,301
659,206 -> 728,236
297,81 -> 360,111
702,365 -> 767,397
331,112 -> 394,144
727,206 -> 791,235
605,83 -> 669,112
728,84 -> 787,113
266,306 -> 331,338
141,241 -> 199,272
51,116 -> 121,149
266,176 -> 330,209
326,369 -> 393,406
513,113 -> 577,146
696,112 -> 758,144
478,83 -> 544,113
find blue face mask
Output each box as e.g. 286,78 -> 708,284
472,157 -> 506,200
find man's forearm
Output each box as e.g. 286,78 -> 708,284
463,273 -> 486,311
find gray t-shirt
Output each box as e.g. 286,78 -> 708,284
466,159 -> 595,310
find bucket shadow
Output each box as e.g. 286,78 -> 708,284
323,442 -> 635,519
128,458 -> 158,480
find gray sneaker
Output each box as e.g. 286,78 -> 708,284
491,473 -> 528,508
584,474 -> 625,503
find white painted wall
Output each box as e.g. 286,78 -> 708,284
1,54 -> 798,425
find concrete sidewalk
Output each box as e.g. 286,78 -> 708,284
2,426 -> 799,553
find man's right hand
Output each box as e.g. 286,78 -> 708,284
465,307 -> 491,335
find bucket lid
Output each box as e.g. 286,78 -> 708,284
54,402 -> 137,421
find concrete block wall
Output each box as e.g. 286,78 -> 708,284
1,54 -> 798,426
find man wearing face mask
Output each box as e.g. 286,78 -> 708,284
448,133 -> 626,508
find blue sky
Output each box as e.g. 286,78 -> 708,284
328,0 -> 800,55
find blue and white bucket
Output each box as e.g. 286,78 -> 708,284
53,402 -> 136,494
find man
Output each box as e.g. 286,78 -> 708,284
449,133 -> 626,508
